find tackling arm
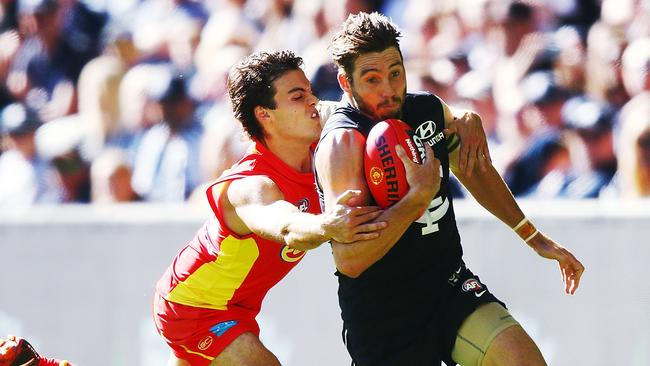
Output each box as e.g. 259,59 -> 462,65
216,176 -> 387,251
444,102 -> 585,294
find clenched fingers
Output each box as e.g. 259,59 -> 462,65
560,253 -> 585,295
350,208 -> 385,226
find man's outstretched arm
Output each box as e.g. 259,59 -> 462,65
216,176 -> 387,251
443,102 -> 585,294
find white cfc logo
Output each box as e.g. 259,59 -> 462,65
414,120 -> 448,235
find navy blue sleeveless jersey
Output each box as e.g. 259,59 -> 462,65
317,92 -> 464,321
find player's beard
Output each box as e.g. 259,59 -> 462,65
353,89 -> 405,122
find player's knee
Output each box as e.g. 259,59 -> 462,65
211,332 -> 281,366
211,355 -> 280,366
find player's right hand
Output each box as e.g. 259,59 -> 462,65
323,190 -> 388,243
526,233 -> 585,294
0,335 -> 39,366
396,143 -> 440,204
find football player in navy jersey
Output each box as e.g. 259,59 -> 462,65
315,12 -> 584,366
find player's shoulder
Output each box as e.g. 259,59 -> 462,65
404,91 -> 446,126
321,101 -> 371,141
327,103 -> 363,127
405,91 -> 443,108
227,174 -> 281,205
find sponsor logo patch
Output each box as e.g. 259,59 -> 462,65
210,320 -> 238,337
461,278 -> 483,293
296,198 -> 310,212
280,245 -> 306,262
415,120 -> 437,141
198,336 -> 213,350
416,120 -> 445,146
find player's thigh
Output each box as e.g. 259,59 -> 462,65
209,332 -> 281,366
452,302 -> 537,366
482,324 -> 546,366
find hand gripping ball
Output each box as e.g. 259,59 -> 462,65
364,119 -> 424,208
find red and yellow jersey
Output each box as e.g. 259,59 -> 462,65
156,142 -> 320,314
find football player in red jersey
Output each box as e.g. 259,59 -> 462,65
0,335 -> 71,366
153,50 -> 392,366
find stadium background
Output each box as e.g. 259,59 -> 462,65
1,0 -> 650,365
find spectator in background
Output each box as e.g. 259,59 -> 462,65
35,114 -> 93,203
454,70 -> 496,141
605,92 -> 650,199
0,0 -> 649,204
519,71 -> 570,136
77,23 -> 140,154
621,37 -> 650,100
504,131 -> 570,197
7,0 -> 106,121
0,0 -> 18,32
90,147 -> 137,203
559,95 -> 617,198
552,25 -> 587,94
0,102 -> 48,206
492,1 -> 545,116
130,71 -> 203,202
0,10 -> 20,108
604,36 -> 650,199
584,20 -> 629,109
496,71 -> 570,182
197,106 -> 250,184
116,63 -> 168,152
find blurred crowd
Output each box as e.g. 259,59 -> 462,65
0,0 -> 649,207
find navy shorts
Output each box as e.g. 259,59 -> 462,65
343,262 -> 504,366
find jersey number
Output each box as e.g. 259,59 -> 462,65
415,196 -> 449,235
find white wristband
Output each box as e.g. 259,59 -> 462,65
524,229 -> 540,243
512,217 -> 529,231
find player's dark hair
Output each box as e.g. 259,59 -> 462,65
227,50 -> 303,141
329,12 -> 403,79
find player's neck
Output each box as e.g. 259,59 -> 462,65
262,138 -> 313,173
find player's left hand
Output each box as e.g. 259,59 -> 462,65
526,232 -> 585,295
443,111 -> 491,177
0,335 -> 40,366
323,190 -> 388,243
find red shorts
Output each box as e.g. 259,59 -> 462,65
152,293 -> 260,366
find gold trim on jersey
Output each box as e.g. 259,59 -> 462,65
179,344 -> 215,361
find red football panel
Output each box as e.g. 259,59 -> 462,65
385,119 -> 421,164
364,119 -> 417,208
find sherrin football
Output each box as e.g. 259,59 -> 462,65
364,119 -> 423,208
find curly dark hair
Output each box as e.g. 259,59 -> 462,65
227,50 -> 304,141
329,12 -> 403,80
